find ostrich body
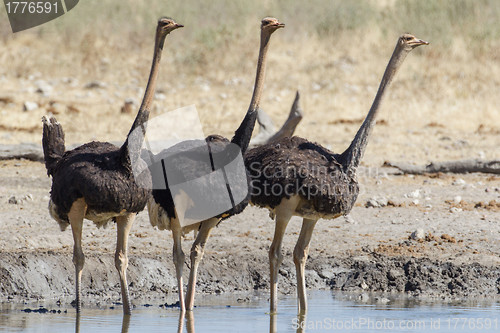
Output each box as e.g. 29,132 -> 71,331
41,18 -> 183,314
245,34 -> 428,314
147,17 -> 284,312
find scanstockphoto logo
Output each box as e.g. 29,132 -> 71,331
129,105 -> 248,228
4,0 -> 79,33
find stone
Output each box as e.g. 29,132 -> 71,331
23,101 -> 38,112
410,228 -> 425,240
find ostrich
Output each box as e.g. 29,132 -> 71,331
41,17 -> 183,314
249,90 -> 304,148
147,17 -> 284,311
245,34 -> 428,314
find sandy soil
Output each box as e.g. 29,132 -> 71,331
0,158 -> 498,307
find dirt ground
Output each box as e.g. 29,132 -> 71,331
0,2 -> 499,309
0,158 -> 498,307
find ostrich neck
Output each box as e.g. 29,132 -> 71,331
249,32 -> 271,111
121,32 -> 166,166
340,44 -> 409,171
231,31 -> 272,153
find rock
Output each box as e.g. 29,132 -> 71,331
155,93 -> 166,100
450,207 -> 462,213
7,194 -> 33,205
410,228 -> 425,240
23,101 -> 38,112
0,96 -> 14,104
406,189 -> 421,199
387,269 -> 402,281
120,98 -> 136,114
84,80 -> 106,89
344,215 -> 357,224
453,196 -> 462,204
452,178 -> 466,186
35,80 -> 53,96
366,196 -> 388,208
319,268 -> 336,279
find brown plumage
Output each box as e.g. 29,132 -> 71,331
41,17 -> 183,315
247,136 -> 357,219
245,34 -> 428,314
147,17 -> 284,312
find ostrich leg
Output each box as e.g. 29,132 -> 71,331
268,196 -> 299,313
293,218 -> 318,314
171,218 -> 186,312
115,213 -> 136,315
185,218 -> 218,310
67,198 -> 87,313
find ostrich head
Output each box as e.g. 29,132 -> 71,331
154,17 -> 183,50
398,33 -> 429,51
157,17 -> 184,36
261,17 -> 285,33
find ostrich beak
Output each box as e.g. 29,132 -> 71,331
411,38 -> 429,46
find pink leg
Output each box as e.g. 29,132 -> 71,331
293,218 -> 317,314
67,198 -> 87,313
115,213 -> 136,315
171,218 -> 186,312
185,218 -> 218,311
268,196 -> 299,314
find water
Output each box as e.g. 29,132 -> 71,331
1,292 -> 499,332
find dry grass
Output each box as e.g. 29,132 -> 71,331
0,0 -> 499,166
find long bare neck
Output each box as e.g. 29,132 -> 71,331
231,31 -> 272,153
340,43 -> 409,171
121,31 -> 165,165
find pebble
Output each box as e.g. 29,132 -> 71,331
155,93 -> 166,100
84,80 -> 106,89
406,189 -> 421,199
450,207 -> 462,213
366,196 -> 388,208
120,99 -> 136,114
452,178 -> 466,186
344,215 -> 357,224
23,101 -> 38,112
410,228 -> 425,240
34,80 -> 53,96
8,194 -> 33,204
387,269 -> 402,281
453,196 -> 462,204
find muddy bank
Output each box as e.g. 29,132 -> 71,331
1,250 -> 499,307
